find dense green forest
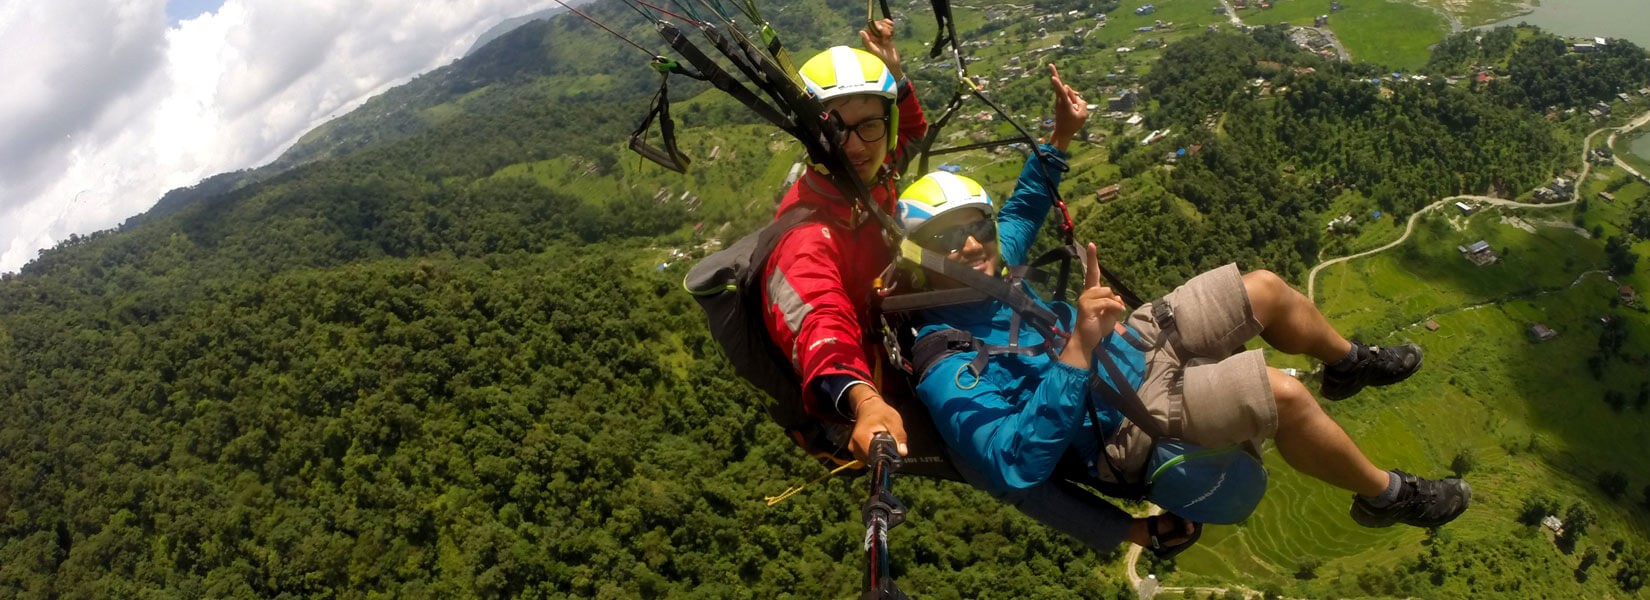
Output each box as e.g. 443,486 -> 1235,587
4,0 -> 1650,597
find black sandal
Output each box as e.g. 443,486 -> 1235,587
1146,514 -> 1203,560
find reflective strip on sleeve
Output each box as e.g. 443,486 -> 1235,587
767,267 -> 815,333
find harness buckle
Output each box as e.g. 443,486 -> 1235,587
1152,299 -> 1176,332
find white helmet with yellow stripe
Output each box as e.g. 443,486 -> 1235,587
798,46 -> 898,102
896,171 -> 994,236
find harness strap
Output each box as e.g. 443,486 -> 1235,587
1083,385 -> 1134,485
879,287 -> 989,313
909,327 -> 1049,379
927,0 -> 958,60
629,72 -> 694,173
897,239 -> 1065,345
656,22 -> 797,134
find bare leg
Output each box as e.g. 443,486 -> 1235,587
1268,368 -> 1389,496
1244,270 -> 1353,363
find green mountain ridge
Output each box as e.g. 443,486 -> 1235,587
5,0 -> 1650,597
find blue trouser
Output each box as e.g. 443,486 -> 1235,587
947,448 -> 1132,553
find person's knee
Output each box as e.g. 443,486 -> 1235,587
1243,270 -> 1287,318
1268,368 -> 1321,428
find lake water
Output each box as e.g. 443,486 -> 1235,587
1486,0 -> 1650,48
1631,131 -> 1650,163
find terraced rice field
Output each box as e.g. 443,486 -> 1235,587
1166,179 -> 1650,592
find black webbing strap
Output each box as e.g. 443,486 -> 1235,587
897,239 -> 1064,344
1086,336 -> 1169,440
908,328 -> 1047,383
656,22 -> 797,134
879,287 -> 989,313
691,22 -> 798,122
927,0 -> 957,59
1082,386 -> 1134,485
629,72 -> 693,173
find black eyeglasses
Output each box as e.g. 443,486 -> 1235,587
919,219 -> 997,253
839,116 -> 890,144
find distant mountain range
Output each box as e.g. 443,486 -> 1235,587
464,2 -> 586,58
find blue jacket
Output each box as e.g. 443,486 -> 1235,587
913,146 -> 1147,496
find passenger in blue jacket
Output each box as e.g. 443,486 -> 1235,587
895,64 -> 1470,556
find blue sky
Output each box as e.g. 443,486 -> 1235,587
166,0 -> 227,25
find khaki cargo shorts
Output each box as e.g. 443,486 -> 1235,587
1100,263 -> 1278,483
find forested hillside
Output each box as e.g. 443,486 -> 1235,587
4,0 -> 1650,597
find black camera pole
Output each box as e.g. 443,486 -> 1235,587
859,433 -> 909,600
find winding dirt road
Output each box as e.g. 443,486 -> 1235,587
1124,107 -> 1650,598
1306,109 -> 1650,300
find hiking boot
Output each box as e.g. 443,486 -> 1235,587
1350,471 -> 1471,528
1320,342 -> 1423,400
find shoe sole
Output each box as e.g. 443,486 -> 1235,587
1349,480 -> 1471,528
1321,348 -> 1425,401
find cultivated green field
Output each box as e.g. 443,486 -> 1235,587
1163,172 -> 1650,596
1417,0 -> 1528,27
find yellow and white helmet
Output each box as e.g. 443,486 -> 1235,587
897,171 -> 994,236
798,46 -> 898,102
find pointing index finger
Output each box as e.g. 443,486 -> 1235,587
1084,242 -> 1101,289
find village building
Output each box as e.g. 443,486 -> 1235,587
1107,88 -> 1140,111
1542,515 -> 1563,534
1095,183 -> 1122,202
1460,240 -> 1498,266
1573,43 -> 1596,53
1426,320 -> 1441,331
1455,201 -> 1475,215
1622,285 -> 1640,304
1314,14 -> 1328,26
1528,323 -> 1558,342
1600,191 -> 1616,202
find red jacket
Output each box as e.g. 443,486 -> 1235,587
761,80 -> 928,422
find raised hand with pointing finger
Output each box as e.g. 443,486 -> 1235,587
1059,242 -> 1127,371
1047,63 -> 1089,152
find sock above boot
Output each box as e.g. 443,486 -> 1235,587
1360,471 -> 1403,508
1328,342 -> 1365,372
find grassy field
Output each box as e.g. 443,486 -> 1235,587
1162,172 -> 1650,596
1326,0 -> 1452,70
1417,0 -> 1530,27
1170,0 -> 1453,70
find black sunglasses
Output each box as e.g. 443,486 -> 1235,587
919,219 -> 997,253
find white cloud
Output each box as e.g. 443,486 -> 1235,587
0,0 -> 557,273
